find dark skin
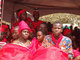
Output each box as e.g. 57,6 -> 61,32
19,12 -> 27,22
37,31 -> 45,43
52,23 -> 73,60
39,24 -> 48,35
12,28 -> 19,40
52,23 -> 63,40
19,29 -> 30,43
33,13 -> 39,22
29,30 -> 35,40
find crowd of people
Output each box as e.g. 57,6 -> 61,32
0,9 -> 80,60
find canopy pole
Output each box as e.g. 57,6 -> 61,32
0,0 -> 4,36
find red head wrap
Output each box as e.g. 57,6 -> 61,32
18,9 -> 26,21
19,20 -> 31,34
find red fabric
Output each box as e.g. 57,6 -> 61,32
0,27 -> 5,32
2,38 -> 7,42
26,17 -> 32,25
11,26 -> 14,33
28,37 -> 42,54
32,47 -> 68,60
19,20 -> 31,34
2,25 -> 8,29
31,20 -> 44,30
33,11 -> 39,15
0,44 -> 32,60
31,29 -> 36,34
18,9 -> 26,21
63,28 -> 71,35
12,17 -> 32,27
28,37 -> 38,54
73,48 -> 80,57
52,33 -> 63,48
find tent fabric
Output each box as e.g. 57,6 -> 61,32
7,0 -> 80,8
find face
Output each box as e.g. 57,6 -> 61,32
21,29 -> 30,40
39,24 -> 47,33
30,30 -> 34,39
12,29 -> 19,40
20,12 -> 27,20
37,31 -> 45,42
33,13 -> 39,20
52,23 -> 63,36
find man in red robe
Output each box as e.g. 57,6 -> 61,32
31,10 -> 44,32
13,9 -> 32,27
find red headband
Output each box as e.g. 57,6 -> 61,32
18,9 -> 26,19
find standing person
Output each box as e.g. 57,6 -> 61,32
42,21 -> 73,59
13,9 -> 32,27
31,10 -> 44,32
11,26 -> 19,43
12,21 -> 31,48
0,27 -> 7,49
0,27 -> 7,42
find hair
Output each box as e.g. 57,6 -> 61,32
40,22 -> 48,27
37,30 -> 46,35
16,9 -> 22,14
53,21 -> 63,28
13,26 -> 19,31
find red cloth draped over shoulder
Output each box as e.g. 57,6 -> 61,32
73,48 -> 80,57
0,44 -> 32,60
32,47 -> 68,60
28,37 -> 42,54
1,38 -> 7,42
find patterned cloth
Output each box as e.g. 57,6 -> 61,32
42,34 -> 73,57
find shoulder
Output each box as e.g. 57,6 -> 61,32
38,20 -> 43,22
45,35 -> 52,39
62,36 -> 72,43
27,17 -> 32,22
12,39 -> 19,44
44,35 -> 52,42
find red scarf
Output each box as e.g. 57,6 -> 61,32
52,33 -> 63,48
2,38 -> 7,42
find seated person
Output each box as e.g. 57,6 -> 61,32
12,21 -> 31,48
